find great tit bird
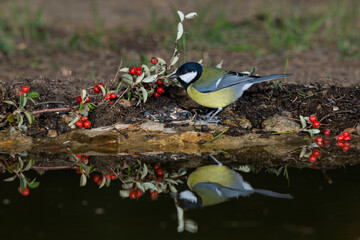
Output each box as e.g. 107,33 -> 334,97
170,62 -> 292,122
177,164 -> 293,209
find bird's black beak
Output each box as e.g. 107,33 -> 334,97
169,73 -> 178,79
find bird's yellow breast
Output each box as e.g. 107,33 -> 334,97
187,165 -> 237,190
187,85 -> 236,108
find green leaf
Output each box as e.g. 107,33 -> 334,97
79,102 -> 83,111
300,115 -> 307,128
3,100 -> 17,107
135,72 -> 145,84
140,87 -> 148,103
143,182 -> 157,191
169,54 -> 179,67
99,176 -> 106,188
80,89 -> 87,100
7,114 -> 14,123
176,22 -> 184,40
142,74 -> 158,83
99,85 -> 106,96
18,156 -> 24,169
119,189 -> 130,198
24,157 -> 35,171
177,10 -> 184,22
306,129 -> 320,137
80,173 -> 87,186
142,64 -> 150,76
119,67 -> 129,73
28,180 -> 40,189
24,111 -> 34,124
140,163 -> 148,180
20,93 -> 25,108
19,174 -> 27,191
136,182 -> 145,193
87,103 -> 96,110
27,97 -> 36,105
185,12 -> 197,19
299,147 -> 306,158
3,175 -> 17,182
27,91 -> 39,98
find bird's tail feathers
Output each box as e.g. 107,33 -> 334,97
254,189 -> 293,199
248,74 -> 292,84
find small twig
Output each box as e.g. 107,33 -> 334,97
114,121 -> 142,132
111,60 -> 123,85
319,110 -> 354,122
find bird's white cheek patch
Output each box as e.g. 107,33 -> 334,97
179,190 -> 197,203
179,71 -> 197,83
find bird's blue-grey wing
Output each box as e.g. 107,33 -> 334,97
193,72 -> 292,93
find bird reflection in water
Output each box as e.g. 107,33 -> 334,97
174,155 -> 293,233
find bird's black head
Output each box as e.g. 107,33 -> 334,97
169,62 -> 203,89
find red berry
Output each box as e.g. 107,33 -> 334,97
76,168 -> 82,174
94,175 -> 101,182
85,97 -> 90,103
96,83 -> 105,88
316,141 -> 323,146
105,174 -> 110,179
75,121 -> 83,128
20,187 -> 30,196
76,96 -> 82,103
309,154 -> 317,162
157,168 -> 164,176
129,66 -> 136,75
104,94 -> 110,100
309,115 -> 317,123
156,87 -> 164,95
83,120 -> 91,129
18,91 -> 24,96
343,135 -> 352,141
80,155 -> 87,163
136,189 -> 142,198
21,86 -> 29,93
94,86 -> 100,93
313,149 -> 320,156
151,57 -> 158,65
154,164 -> 160,170
110,175 -> 116,180
80,116 -> 88,122
154,92 -> 160,98
337,134 -> 344,141
129,191 -> 136,200
151,191 -> 159,200
313,121 -> 320,128
157,176 -> 164,182
342,145 -> 349,151
342,131 -> 350,137
323,140 -> 330,148
315,136 -> 323,142
323,129 -> 330,135
136,70 -> 142,76
97,179 -> 103,186
157,78 -> 164,86
108,101 -> 113,105
110,93 -> 116,99
76,155 -> 82,158
337,141 -> 344,147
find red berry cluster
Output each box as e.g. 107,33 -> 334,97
129,66 -> 142,76
75,116 -> 91,129
18,86 -> 30,96
18,186 -> 30,196
93,83 -> 104,94
93,173 -> 116,186
129,183 -> 143,200
76,154 -> 90,164
336,131 -> 352,151
154,164 -> 164,182
154,79 -> 164,98
309,115 -> 320,128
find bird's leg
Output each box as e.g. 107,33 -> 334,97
205,107 -> 223,123
209,154 -> 223,166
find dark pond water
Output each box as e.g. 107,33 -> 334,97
1,152 -> 360,240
